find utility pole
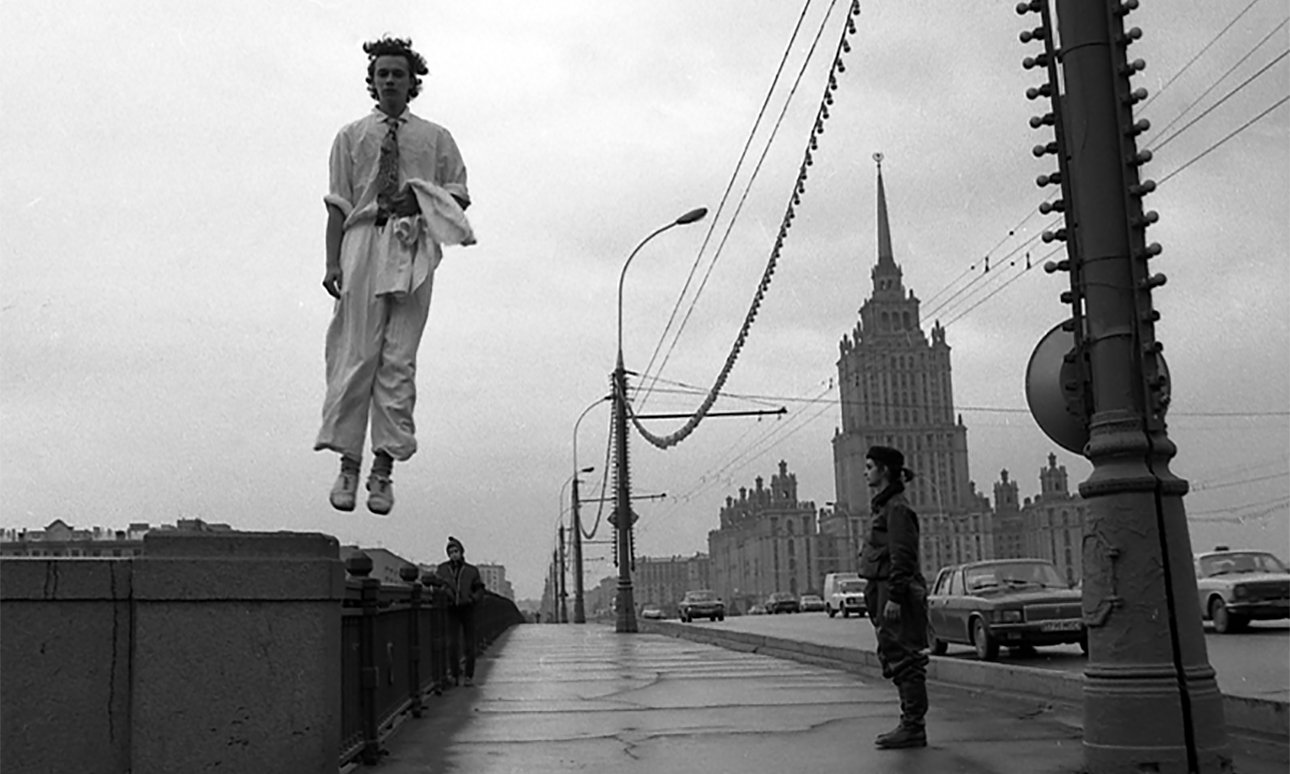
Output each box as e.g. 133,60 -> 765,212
571,476 -> 586,623
1019,2 -> 1229,771
557,524 -> 568,624
611,357 -> 638,633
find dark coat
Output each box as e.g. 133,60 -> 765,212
434,559 -> 486,607
856,481 -> 924,603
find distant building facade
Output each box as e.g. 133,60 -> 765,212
1018,454 -> 1088,584
342,545 -> 415,585
635,553 -> 710,614
476,563 -> 514,600
0,518 -> 231,558
708,461 -> 820,613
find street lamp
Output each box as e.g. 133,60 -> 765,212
612,206 -> 708,634
557,467 -> 595,624
572,395 -> 610,623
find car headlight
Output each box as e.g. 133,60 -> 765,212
993,609 -> 1023,623
1233,585 -> 1248,600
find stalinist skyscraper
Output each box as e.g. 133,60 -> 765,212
832,155 -> 984,574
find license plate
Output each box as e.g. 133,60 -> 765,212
1041,620 -> 1082,632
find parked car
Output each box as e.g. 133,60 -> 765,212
766,591 -> 800,614
927,559 -> 1085,661
1195,547 -> 1290,633
823,572 -> 867,618
799,594 -> 826,612
747,604 -> 768,615
640,605 -> 665,620
678,589 -> 726,622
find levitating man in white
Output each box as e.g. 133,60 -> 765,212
316,36 -> 474,514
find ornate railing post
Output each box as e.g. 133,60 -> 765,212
400,564 -> 423,718
345,553 -> 382,765
421,570 -> 446,695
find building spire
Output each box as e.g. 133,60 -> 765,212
874,152 -> 895,269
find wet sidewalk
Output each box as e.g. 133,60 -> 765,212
376,623 -> 1108,773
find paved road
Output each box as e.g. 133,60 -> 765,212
675,612 -> 1290,702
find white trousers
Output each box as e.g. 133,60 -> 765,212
315,223 -> 435,462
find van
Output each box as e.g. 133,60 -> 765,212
822,572 -> 867,618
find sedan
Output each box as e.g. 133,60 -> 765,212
799,594 -> 826,612
640,606 -> 666,620
1194,548 -> 1290,633
927,559 -> 1085,661
766,591 -> 800,614
678,589 -> 726,622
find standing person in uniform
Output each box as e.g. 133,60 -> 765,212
857,445 -> 930,749
315,36 -> 475,515
435,536 -> 486,686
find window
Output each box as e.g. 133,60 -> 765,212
932,569 -> 951,595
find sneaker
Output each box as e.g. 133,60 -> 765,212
329,470 -> 359,512
367,472 -> 393,515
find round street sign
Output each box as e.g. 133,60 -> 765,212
1025,322 -> 1089,454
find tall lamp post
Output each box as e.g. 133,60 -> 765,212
557,469 -> 593,624
613,206 -> 707,634
572,396 -> 609,623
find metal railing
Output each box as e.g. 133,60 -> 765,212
340,553 -> 523,768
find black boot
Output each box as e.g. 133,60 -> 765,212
875,722 -> 926,749
876,677 -> 928,749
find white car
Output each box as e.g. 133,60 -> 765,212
1195,547 -> 1290,633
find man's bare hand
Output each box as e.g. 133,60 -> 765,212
884,600 -> 902,622
323,265 -> 343,299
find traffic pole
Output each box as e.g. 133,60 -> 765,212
1021,2 -> 1231,770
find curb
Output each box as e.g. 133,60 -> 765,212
641,619 -> 1288,745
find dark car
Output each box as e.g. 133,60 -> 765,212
678,589 -> 725,622
766,591 -> 800,614
1195,547 -> 1290,633
927,559 -> 1085,661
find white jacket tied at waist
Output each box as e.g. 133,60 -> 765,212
337,179 -> 476,300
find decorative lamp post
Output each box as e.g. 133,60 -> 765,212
613,207 -> 707,634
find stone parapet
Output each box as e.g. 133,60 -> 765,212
0,531 -> 345,774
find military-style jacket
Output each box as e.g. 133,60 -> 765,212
856,482 -> 924,602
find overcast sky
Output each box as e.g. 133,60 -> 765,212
2,1 -> 1286,600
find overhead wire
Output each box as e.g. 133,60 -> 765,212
625,0 -> 859,452
1148,46 -> 1289,154
636,0 -> 850,413
634,0 -> 819,409
1138,0 -> 1267,112
917,5 -> 1288,332
1143,17 -> 1288,148
1156,95 -> 1289,185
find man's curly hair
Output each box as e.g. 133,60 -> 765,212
364,37 -> 429,103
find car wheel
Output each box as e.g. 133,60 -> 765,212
971,618 -> 999,661
928,623 -> 948,656
718,615 -> 725,621
1210,598 -> 1232,634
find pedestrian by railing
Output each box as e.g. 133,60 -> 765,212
340,552 -> 523,767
